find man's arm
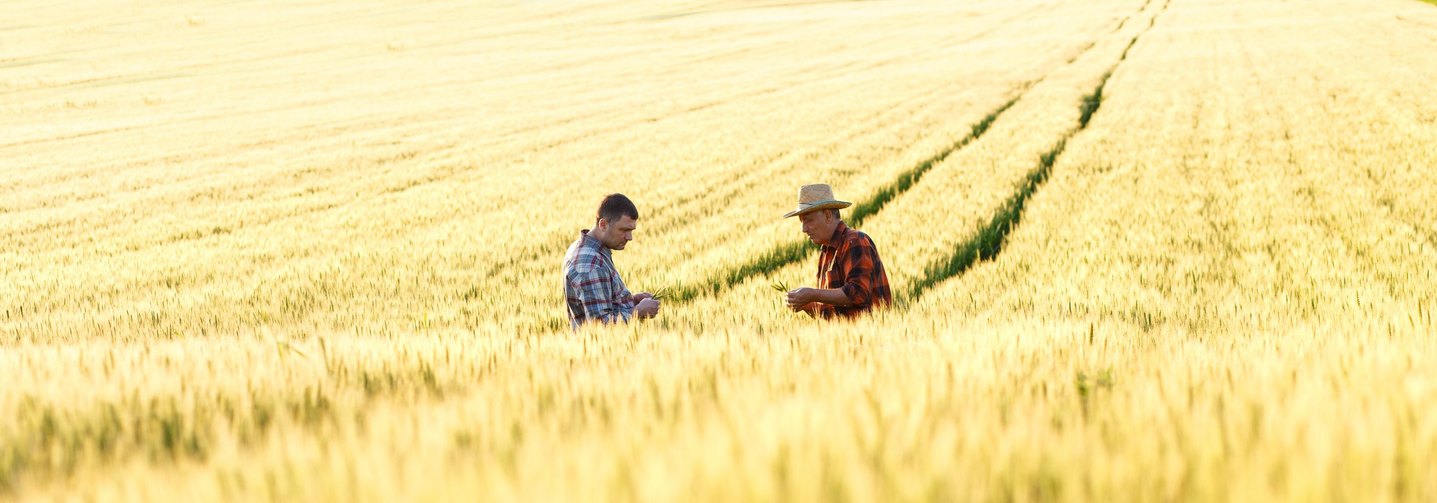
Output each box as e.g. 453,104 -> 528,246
805,288 -> 857,307
833,237 -> 878,306
786,238 -> 879,310
786,287 -> 854,312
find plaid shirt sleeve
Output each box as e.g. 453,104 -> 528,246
568,266 -> 634,324
834,234 -> 887,307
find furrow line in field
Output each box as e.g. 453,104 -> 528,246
659,0 -> 1155,305
463,2 -> 1055,158
3,2 -> 1004,193
408,3 -> 1055,162
447,78 -> 998,278
362,2 -> 1070,205
1,53 -> 943,258
903,0 -> 1168,302
2,5 -> 1052,256
476,11 -> 1118,292
5,1 -> 1076,261
483,3 -> 1061,173
665,91 -> 1031,303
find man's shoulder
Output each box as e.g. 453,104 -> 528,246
844,227 -> 880,248
564,241 -> 610,276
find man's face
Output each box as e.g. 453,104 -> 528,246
598,215 -> 637,250
798,210 -> 836,245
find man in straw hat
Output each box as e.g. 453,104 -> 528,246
564,193 -> 661,329
783,184 -> 892,319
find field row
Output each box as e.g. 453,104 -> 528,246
5,0 -> 1437,500
1,0 -> 1125,341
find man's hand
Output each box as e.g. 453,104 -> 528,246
635,298 -> 661,319
787,287 -> 852,315
786,288 -> 815,310
631,292 -> 654,303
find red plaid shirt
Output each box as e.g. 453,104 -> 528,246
815,222 -> 891,319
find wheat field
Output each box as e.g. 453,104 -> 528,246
4,0 -> 1437,501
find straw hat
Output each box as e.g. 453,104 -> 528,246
783,184 -> 852,218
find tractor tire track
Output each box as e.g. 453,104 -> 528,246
904,0 -> 1170,302
664,86 -> 1030,303
473,4 -> 1109,289
659,0 -> 1157,304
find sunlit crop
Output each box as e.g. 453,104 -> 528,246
4,0 -> 1437,501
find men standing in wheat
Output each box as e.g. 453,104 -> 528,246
564,193 -> 661,329
783,184 -> 892,319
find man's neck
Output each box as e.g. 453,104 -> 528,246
822,221 -> 847,247
587,229 -> 612,250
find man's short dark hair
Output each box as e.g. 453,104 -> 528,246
597,193 -> 639,223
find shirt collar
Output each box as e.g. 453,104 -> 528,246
822,221 -> 850,250
580,229 -> 611,257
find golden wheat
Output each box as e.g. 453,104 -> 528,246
4,0 -> 1437,501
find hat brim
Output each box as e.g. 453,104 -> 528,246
783,200 -> 852,218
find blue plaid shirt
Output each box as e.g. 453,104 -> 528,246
564,230 -> 634,329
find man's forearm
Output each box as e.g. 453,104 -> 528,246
810,288 -> 854,307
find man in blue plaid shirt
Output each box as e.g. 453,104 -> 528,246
564,194 -> 661,329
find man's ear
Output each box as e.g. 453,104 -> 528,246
595,217 -> 608,231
